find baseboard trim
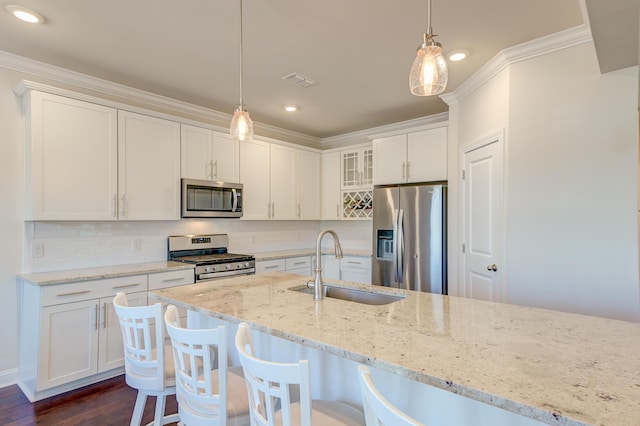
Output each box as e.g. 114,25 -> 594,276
0,368 -> 18,389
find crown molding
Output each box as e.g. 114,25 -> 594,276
321,112 -> 449,149
441,25 -> 592,106
1,50 -> 323,149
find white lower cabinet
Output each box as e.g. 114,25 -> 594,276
18,275 -> 149,401
321,255 -> 371,284
256,256 -> 314,276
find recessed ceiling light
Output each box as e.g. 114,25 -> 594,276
5,4 -> 45,23
283,105 -> 298,112
448,50 -> 469,62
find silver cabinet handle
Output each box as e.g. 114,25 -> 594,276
213,160 -> 218,180
271,202 -> 275,218
293,261 -> 306,266
297,203 -> 301,218
112,195 -> 117,217
336,204 -> 340,218
347,261 -> 362,265
162,277 -> 184,283
94,304 -> 99,331
264,264 -> 280,269
487,264 -> 498,272
402,162 -> 406,179
102,302 -> 107,329
112,283 -> 143,290
56,290 -> 91,298
406,162 -> 411,180
120,194 -> 126,217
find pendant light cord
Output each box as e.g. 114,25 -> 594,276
239,0 -> 244,108
426,0 -> 433,36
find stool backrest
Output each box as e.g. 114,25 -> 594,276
235,322 -> 312,426
358,365 -> 424,426
164,305 -> 228,425
113,292 -> 166,391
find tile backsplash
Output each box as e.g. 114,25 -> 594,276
23,220 -> 372,273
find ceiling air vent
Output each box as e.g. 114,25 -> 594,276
281,72 -> 317,88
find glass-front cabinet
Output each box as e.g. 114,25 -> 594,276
340,147 -> 373,219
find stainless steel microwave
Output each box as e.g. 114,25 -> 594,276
181,179 -> 243,218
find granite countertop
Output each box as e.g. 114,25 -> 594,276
19,261 -> 194,286
149,272 -> 640,426
252,248 -> 371,261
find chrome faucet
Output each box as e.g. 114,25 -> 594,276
312,229 -> 343,300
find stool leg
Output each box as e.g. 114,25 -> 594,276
130,391 -> 147,426
153,395 -> 166,426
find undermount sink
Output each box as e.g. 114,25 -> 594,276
289,284 -> 405,305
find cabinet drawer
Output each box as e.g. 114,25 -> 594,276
340,256 -> 372,270
256,259 -> 286,274
148,269 -> 195,290
41,275 -> 147,307
285,256 -> 311,270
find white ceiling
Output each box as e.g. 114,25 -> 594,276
0,0 -> 635,139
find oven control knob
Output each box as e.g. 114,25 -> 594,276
236,264 -> 241,269
204,266 -> 211,272
212,265 -> 218,271
244,262 -> 250,267
225,265 -> 231,270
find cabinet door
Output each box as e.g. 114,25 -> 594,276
341,148 -> 373,190
212,132 -> 240,183
296,150 -> 321,220
181,124 -> 213,180
255,259 -> 286,274
98,291 -> 147,372
321,152 -> 341,220
270,144 -> 297,220
240,139 -> 271,219
322,255 -> 341,281
407,127 -> 447,182
118,111 -> 181,220
373,135 -> 407,185
38,299 -> 99,390
25,91 -> 118,220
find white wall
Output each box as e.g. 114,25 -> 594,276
507,44 -> 639,320
449,41 -> 640,321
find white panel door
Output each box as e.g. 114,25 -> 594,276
212,132 -> 240,183
26,91 -> 118,220
38,299 -> 99,390
463,137 -> 504,302
372,135 -> 406,185
98,291 -> 146,373
296,150 -> 321,220
321,152 -> 341,220
118,111 -> 181,220
181,124 -> 213,180
240,139 -> 271,219
407,127 -> 447,183
270,144 -> 297,220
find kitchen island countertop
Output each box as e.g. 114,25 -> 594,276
149,272 -> 640,426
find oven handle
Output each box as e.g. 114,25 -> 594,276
198,268 -> 255,280
232,188 -> 238,212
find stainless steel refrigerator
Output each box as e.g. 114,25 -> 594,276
372,183 -> 447,294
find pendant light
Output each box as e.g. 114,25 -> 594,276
409,0 -> 448,96
230,0 -> 254,141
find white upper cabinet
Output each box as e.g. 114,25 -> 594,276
321,151 -> 341,220
296,150 -> 321,220
24,91 -> 118,220
270,144 -> 297,220
341,147 -> 373,190
373,126 -> 447,185
240,139 -> 271,219
24,91 -> 181,221
181,124 -> 239,182
118,111 -> 181,220
240,139 -> 319,220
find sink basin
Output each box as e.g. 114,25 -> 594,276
289,284 -> 405,305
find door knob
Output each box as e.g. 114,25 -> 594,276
486,264 -> 498,272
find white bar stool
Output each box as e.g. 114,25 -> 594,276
164,305 -> 250,426
234,322 -> 365,426
113,292 -> 179,426
358,365 -> 424,426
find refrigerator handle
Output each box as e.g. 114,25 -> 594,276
393,208 -> 400,282
397,208 -> 405,283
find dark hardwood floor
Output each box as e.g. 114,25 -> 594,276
0,375 -> 178,426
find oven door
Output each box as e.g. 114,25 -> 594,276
182,178 -> 243,218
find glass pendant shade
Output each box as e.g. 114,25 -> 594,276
409,41 -> 448,96
230,106 -> 253,141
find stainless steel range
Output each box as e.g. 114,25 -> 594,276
168,234 -> 255,282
